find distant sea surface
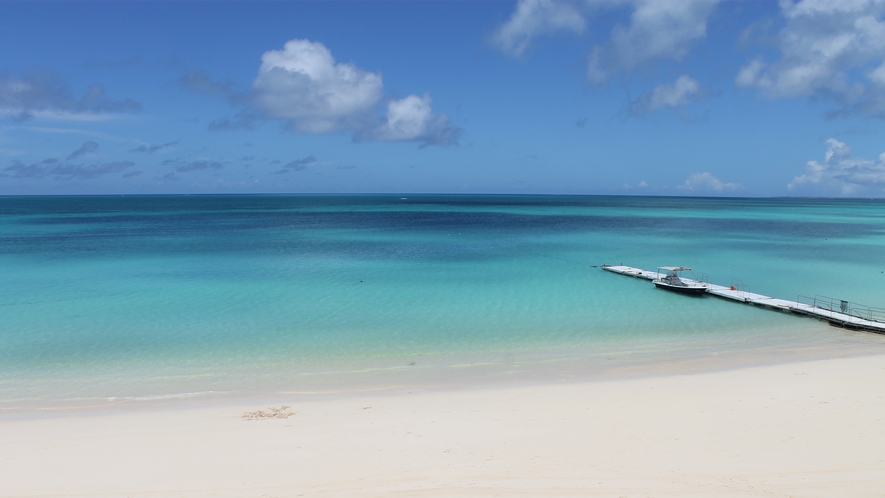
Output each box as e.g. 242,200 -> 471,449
3,195 -> 885,409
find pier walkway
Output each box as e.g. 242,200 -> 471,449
602,265 -> 885,334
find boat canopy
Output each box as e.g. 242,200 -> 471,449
658,266 -> 691,272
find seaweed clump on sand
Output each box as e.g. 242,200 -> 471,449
242,405 -> 296,420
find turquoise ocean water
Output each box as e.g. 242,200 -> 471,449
2,195 -> 885,409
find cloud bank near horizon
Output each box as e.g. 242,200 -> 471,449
790,138 -> 885,195
0,69 -> 140,122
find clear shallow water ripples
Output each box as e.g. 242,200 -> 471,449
2,195 -> 885,408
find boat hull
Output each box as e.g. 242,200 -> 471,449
653,281 -> 707,295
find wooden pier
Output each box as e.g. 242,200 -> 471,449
602,265 -> 885,334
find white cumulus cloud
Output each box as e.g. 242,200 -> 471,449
490,0 -> 718,81
251,39 -> 459,146
490,1 -> 717,118
368,94 -> 460,146
790,138 -> 885,194
587,0 -> 720,83
490,0 -> 586,56
736,0 -> 885,117
870,61 -> 885,85
649,75 -> 701,109
678,172 -> 739,191
253,39 -> 383,134
629,74 -> 702,115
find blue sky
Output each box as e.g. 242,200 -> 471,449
1,0 -> 884,196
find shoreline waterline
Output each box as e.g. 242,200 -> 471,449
5,319 -> 884,414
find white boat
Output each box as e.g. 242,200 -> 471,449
653,267 -> 707,295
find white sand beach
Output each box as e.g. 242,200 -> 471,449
3,353 -> 885,497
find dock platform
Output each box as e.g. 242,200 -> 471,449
602,265 -> 885,334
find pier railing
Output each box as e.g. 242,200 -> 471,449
797,295 -> 885,324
